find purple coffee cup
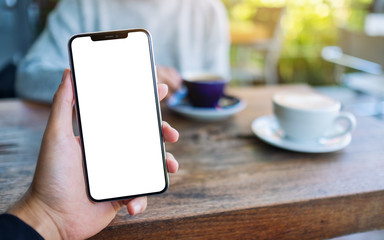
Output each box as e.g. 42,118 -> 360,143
183,73 -> 228,108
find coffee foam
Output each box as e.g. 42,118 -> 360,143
274,92 -> 339,110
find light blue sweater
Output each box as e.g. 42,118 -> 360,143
16,0 -> 230,102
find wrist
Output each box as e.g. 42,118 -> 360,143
8,191 -> 63,240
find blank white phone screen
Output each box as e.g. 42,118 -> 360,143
71,31 -> 166,201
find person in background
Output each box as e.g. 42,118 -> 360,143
0,69 -> 180,239
16,0 -> 230,103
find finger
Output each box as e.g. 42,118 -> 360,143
167,80 -> 181,95
46,69 -> 74,135
126,197 -> 147,216
157,83 -> 168,101
166,70 -> 182,93
166,152 -> 179,173
162,121 -> 179,143
156,66 -> 181,95
110,201 -> 125,213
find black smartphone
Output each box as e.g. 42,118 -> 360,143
68,29 -> 168,202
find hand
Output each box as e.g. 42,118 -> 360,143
8,69 -> 179,239
156,66 -> 182,96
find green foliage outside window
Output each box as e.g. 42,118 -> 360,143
35,0 -> 373,86
223,0 -> 373,85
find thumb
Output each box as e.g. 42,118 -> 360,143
157,83 -> 168,101
46,69 -> 74,135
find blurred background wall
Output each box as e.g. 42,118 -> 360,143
0,0 -> 382,97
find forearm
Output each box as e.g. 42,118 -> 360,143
0,214 -> 43,240
7,191 -> 62,239
16,66 -> 64,103
15,0 -> 83,103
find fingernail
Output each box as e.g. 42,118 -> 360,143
133,202 -> 142,215
61,69 -> 69,83
163,121 -> 170,128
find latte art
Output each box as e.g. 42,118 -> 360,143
273,92 -> 339,110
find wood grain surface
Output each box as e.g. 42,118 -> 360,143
0,85 -> 383,240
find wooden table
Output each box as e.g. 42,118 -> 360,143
1,85 -> 384,239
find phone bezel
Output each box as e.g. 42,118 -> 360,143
68,29 -> 169,202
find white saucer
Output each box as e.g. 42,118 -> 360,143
251,115 -> 352,153
167,88 -> 246,121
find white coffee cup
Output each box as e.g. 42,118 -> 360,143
273,91 -> 356,142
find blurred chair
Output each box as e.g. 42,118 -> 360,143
0,0 -> 39,98
321,27 -> 384,116
230,7 -> 285,85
